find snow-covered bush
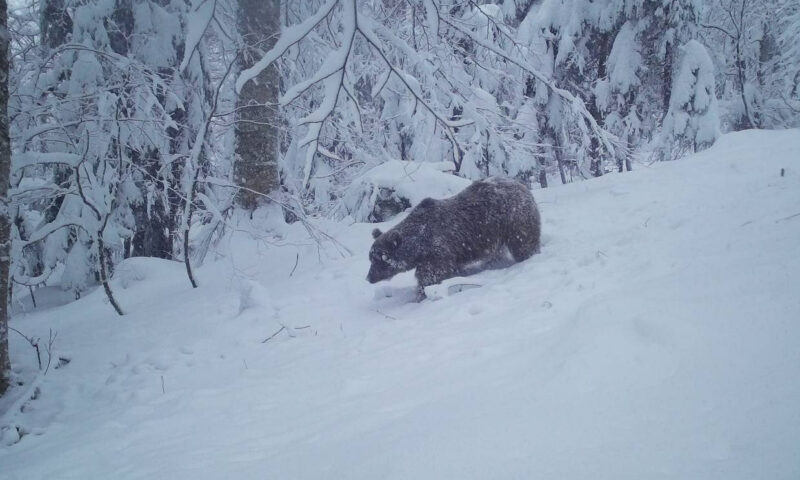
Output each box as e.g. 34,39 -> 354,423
337,161 -> 470,223
660,40 -> 721,159
8,0 -> 219,303
237,0 -> 616,204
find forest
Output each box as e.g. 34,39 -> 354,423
1,1 -> 799,477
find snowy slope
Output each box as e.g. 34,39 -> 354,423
2,129 -> 800,479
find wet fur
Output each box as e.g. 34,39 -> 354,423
367,177 -> 541,295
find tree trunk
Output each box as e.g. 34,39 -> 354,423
554,137 -> 568,185
98,228 -> 124,316
589,136 -> 604,177
736,40 -> 755,130
234,0 -> 281,210
41,0 -> 72,49
587,31 -> 613,177
1,0 -> 12,395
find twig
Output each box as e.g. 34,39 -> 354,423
182,49 -> 242,290
261,324 -> 311,343
776,212 -> 800,223
9,327 -> 41,370
262,326 -> 286,343
28,285 -> 37,309
43,329 -> 57,375
289,253 -> 300,277
374,309 -> 397,320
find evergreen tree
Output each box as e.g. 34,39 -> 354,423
661,39 -> 721,158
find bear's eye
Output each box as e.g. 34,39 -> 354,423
381,253 -> 389,262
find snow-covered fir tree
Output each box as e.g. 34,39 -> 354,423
10,0 -> 212,302
660,39 -> 721,158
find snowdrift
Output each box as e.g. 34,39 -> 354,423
2,129 -> 800,479
338,160 -> 470,222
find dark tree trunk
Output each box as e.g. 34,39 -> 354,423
235,0 -> 281,210
735,39 -> 755,129
98,227 -> 124,316
28,0 -> 75,281
40,0 -> 72,49
130,152 -> 172,259
661,1 -> 675,115
113,1 -> 180,260
589,135 -> 604,177
538,150 -> 548,188
586,31 -> 615,177
1,0 -> 12,395
131,207 -> 171,258
130,149 -> 172,258
551,132 -> 568,185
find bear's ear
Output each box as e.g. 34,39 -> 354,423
372,228 -> 383,239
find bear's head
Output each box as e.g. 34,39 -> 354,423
366,228 -> 410,283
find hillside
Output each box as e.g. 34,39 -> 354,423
2,129 -> 800,479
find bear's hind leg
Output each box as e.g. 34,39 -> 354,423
507,231 -> 539,262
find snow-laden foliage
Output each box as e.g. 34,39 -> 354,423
661,40 -> 721,158
337,160 -> 470,222
9,0 -> 213,299
701,0 -> 800,130
519,0 -> 706,173
239,0 -> 618,205
5,0 -> 800,305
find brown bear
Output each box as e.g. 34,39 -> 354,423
367,176 -> 541,296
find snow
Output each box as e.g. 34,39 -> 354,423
12,152 -> 82,173
338,160 -> 470,222
3,129 -> 800,479
234,0 -> 339,94
661,39 -> 721,156
606,21 -> 641,95
178,0 -> 215,73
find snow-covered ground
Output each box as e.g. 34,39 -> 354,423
2,129 -> 799,479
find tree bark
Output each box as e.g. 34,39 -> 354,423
40,0 -> 72,49
130,150 -> 172,259
234,0 -> 281,210
98,228 -> 124,316
183,168 -> 200,289
1,0 -> 12,395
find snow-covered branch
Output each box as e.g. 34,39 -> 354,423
437,13 -> 617,157
235,0 -> 340,94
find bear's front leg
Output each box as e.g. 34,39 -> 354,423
414,285 -> 427,303
415,260 -> 458,301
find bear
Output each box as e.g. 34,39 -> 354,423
366,176 -> 541,297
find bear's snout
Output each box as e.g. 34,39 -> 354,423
366,265 -> 381,283
367,262 -> 396,284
